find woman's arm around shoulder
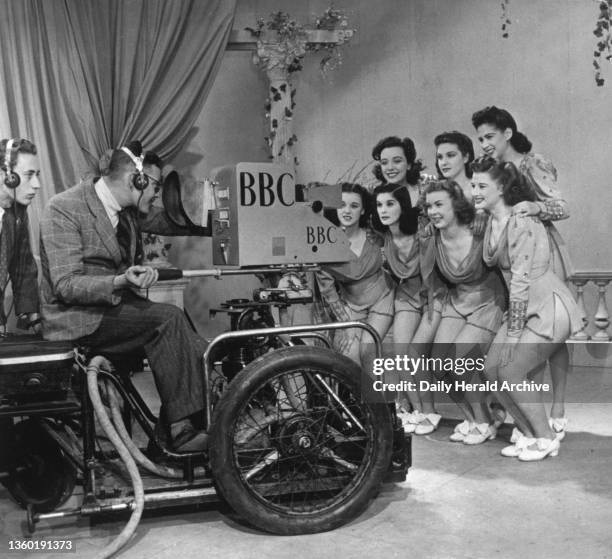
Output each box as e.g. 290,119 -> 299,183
520,153 -> 568,221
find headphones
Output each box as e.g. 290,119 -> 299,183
3,139 -> 20,189
120,146 -> 149,191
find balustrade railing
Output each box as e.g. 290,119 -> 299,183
569,272 -> 612,341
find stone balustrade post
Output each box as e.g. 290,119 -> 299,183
593,278 -> 611,341
570,277 -> 589,340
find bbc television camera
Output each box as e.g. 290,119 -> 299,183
0,163 -> 410,557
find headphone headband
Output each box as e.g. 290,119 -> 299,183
4,139 -> 15,172
3,139 -> 20,189
120,146 -> 144,172
120,145 -> 149,191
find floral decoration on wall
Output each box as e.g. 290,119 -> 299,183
246,8 -> 355,165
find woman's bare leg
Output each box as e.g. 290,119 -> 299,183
433,319 -> 496,424
485,332 -> 535,437
549,344 -> 569,419
397,309 -> 439,414
359,309 -> 394,376
494,307 -> 570,439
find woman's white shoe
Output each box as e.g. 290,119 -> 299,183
501,431 -> 531,457
414,413 -> 441,435
549,417 -> 568,441
518,437 -> 560,461
397,410 -> 424,434
509,427 -> 522,444
449,420 -> 472,442
463,422 -> 497,445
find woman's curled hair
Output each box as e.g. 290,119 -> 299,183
471,155 -> 536,206
324,182 -> 372,228
434,131 -> 475,178
371,136 -> 424,185
471,106 -> 532,154
424,180 -> 475,225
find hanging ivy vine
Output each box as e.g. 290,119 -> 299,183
593,0 -> 612,86
501,0 -> 511,38
500,1 -> 612,87
247,9 -> 354,164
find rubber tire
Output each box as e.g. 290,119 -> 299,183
2,419 -> 76,512
209,345 -> 393,535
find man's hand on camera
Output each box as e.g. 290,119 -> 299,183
114,266 -> 159,290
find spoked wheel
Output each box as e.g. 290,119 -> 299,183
2,419 -> 76,512
209,346 -> 393,534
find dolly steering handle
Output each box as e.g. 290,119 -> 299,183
155,265 -> 320,281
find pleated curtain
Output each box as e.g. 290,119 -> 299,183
0,0 -> 236,238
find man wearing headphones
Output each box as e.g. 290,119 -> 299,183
0,138 -> 41,334
39,141 -> 208,452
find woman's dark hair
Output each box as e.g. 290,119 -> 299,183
324,182 -> 372,228
471,106 -> 532,154
423,180 -> 475,226
371,136 -> 424,186
371,182 -> 420,235
471,155 -> 536,206
434,131 -> 475,178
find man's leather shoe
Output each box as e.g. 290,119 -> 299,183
171,424 -> 209,452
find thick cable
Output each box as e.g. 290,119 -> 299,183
106,382 -> 189,479
86,356 -> 144,559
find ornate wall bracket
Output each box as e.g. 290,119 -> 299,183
232,10 -> 355,167
249,28 -> 353,166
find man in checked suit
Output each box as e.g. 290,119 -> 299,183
0,138 -> 41,333
39,141 -> 208,452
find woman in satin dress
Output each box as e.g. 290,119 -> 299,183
472,106 -> 573,439
422,180 -> 506,445
315,183 -> 394,367
471,156 -> 584,461
371,180 -> 443,435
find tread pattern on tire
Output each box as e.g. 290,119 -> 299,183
209,345 -> 393,535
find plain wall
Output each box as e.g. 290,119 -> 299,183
171,0 -> 612,338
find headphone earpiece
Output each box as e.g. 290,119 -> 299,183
120,145 -> 149,191
3,139 -> 20,189
132,172 -> 149,191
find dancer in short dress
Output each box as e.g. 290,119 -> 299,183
372,180 -> 442,435
422,180 -> 506,445
472,106 -> 572,438
471,156 -> 584,461
315,183 -> 394,367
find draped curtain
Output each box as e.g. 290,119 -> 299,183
0,0 -> 236,237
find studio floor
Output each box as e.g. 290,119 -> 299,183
1,364 -> 611,559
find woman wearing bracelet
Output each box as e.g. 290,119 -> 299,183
472,106 -> 573,437
471,156 -> 583,461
